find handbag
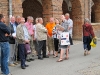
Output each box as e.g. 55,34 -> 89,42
25,44 -> 31,54
90,37 -> 97,47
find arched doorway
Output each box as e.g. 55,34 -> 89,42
62,0 -> 72,19
22,0 -> 43,23
91,4 -> 95,23
91,0 -> 100,23
62,0 -> 83,40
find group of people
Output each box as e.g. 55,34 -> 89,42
0,12 -> 95,75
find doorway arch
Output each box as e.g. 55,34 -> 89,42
22,0 -> 43,23
91,0 -> 100,23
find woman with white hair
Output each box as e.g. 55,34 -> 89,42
83,18 -> 95,56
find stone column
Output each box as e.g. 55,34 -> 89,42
42,0 -> 53,25
94,3 -> 100,22
42,0 -> 63,25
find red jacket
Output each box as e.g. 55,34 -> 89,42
83,24 -> 95,38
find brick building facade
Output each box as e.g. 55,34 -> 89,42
0,0 -> 100,40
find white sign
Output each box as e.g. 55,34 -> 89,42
61,32 -> 70,45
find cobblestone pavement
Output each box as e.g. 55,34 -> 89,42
1,40 -> 100,75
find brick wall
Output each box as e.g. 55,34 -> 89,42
0,0 -> 8,24
92,23 -> 100,38
12,0 -> 23,17
0,0 -> 100,40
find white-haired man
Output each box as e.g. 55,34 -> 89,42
36,18 -> 49,60
65,13 -> 73,54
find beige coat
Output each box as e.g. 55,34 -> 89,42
16,24 -> 30,44
36,23 -> 47,41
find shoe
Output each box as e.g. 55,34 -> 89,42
64,57 -> 69,60
9,64 -> 16,67
25,65 -> 29,67
87,51 -> 90,55
53,55 -> 58,58
84,50 -> 87,56
27,59 -> 31,62
57,59 -> 63,62
30,59 -> 34,61
43,55 -> 49,58
38,57 -> 43,60
14,62 -> 19,65
21,66 -> 26,69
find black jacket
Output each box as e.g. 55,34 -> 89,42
0,21 -> 10,42
9,22 -> 17,44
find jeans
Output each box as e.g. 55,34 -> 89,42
83,36 -> 91,50
0,47 -> 1,66
0,42 -> 10,75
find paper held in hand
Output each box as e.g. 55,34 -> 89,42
12,33 -> 16,37
61,32 -> 70,45
56,25 -> 64,30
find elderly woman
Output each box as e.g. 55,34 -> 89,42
83,18 -> 95,56
57,15 -> 70,62
52,19 -> 62,58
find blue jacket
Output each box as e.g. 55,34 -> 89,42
0,21 -> 10,42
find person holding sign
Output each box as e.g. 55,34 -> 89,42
57,15 -> 70,62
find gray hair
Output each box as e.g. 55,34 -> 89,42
15,16 -> 21,19
65,13 -> 70,17
27,16 -> 34,21
38,17 -> 42,22
35,18 -> 39,23
84,18 -> 90,24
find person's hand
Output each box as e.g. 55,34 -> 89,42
53,32 -> 56,35
5,33 -> 9,36
25,40 -> 30,43
68,27 -> 72,30
13,36 -> 16,39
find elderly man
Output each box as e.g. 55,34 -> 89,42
25,16 -> 34,62
9,16 -> 18,67
65,13 -> 73,53
16,17 -> 29,69
0,14 -> 11,75
36,18 -> 49,60
46,17 -> 55,55
14,16 -> 21,62
15,16 -> 21,25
